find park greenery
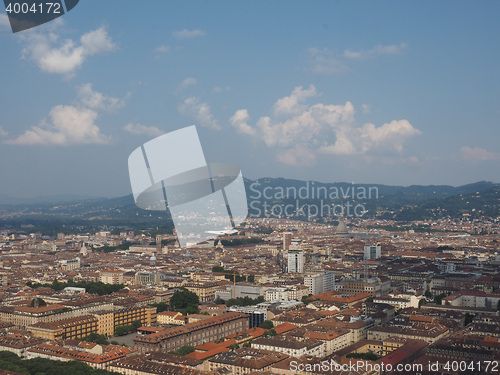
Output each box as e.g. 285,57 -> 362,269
148,302 -> 169,313
170,345 -> 195,356
97,241 -> 131,253
26,279 -> 125,296
225,296 -> 265,307
219,238 -> 264,247
0,351 -> 119,375
170,289 -> 200,315
259,320 -> 274,330
114,320 -> 142,336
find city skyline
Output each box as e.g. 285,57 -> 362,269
1,1 -> 499,199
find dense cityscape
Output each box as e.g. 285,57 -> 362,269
0,208 -> 499,374
1,1 -> 499,374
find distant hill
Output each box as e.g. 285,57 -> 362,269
0,179 -> 498,233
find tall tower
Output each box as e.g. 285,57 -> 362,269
283,232 -> 292,252
364,244 -> 381,260
287,249 -> 304,273
156,235 -> 162,253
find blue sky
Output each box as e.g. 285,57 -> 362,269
0,1 -> 499,198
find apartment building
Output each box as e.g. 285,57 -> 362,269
134,312 -> 249,353
27,315 -> 98,340
208,348 -> 289,374
99,270 -> 124,285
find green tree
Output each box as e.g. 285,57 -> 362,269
264,328 -> 277,337
425,290 -> 432,299
173,346 -> 195,356
79,333 -> 109,345
242,341 -> 251,348
433,293 -> 446,305
30,297 -> 47,307
228,343 -> 239,350
170,289 -> 200,315
225,296 -> 264,308
148,302 -> 169,313
259,320 -> 274,330
215,296 -> 224,305
114,321 -> 142,336
465,313 -> 475,326
346,352 -> 379,361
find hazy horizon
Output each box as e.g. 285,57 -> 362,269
1,1 -> 499,199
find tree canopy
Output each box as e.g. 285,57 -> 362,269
170,289 -> 199,315
27,279 -> 124,296
171,346 -> 195,356
0,351 -> 119,375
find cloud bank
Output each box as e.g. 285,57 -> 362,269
230,85 -> 421,165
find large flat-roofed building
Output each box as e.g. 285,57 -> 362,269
94,306 -> 157,336
287,249 -> 304,273
364,244 -> 381,260
228,306 -> 267,328
304,272 -> 335,296
27,315 -> 98,340
338,276 -> 390,297
134,312 -> 249,353
135,270 -> 161,286
184,281 -> 222,303
59,257 -> 81,271
99,270 -> 124,285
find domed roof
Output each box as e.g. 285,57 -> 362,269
336,216 -> 348,234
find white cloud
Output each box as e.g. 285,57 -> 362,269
123,123 -> 164,138
308,48 -> 347,74
231,85 -> 421,165
172,29 -> 206,39
461,146 -> 499,163
80,27 -> 116,55
179,77 -> 198,89
344,43 -> 407,59
0,125 -> 8,137
77,83 -> 127,111
178,97 -> 220,130
21,26 -> 116,77
273,85 -> 317,116
358,120 -> 421,153
6,105 -> 110,146
5,85 -> 125,146
213,86 -> 231,93
230,109 -> 255,137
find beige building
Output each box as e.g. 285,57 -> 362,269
99,270 -> 124,285
184,281 -> 222,303
27,315 -> 98,340
157,311 -> 184,325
